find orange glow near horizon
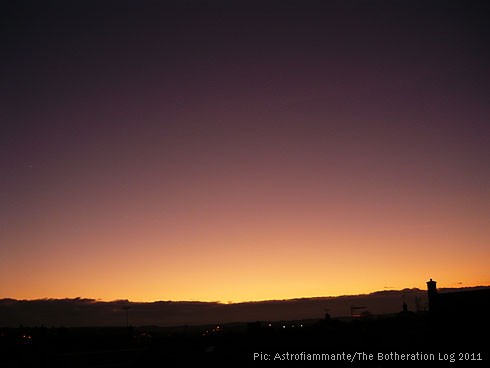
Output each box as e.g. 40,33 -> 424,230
2,192 -> 489,303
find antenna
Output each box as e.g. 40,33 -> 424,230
350,305 -> 367,318
122,306 -> 131,328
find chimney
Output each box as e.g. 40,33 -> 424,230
426,278 -> 437,312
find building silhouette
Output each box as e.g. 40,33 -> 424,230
426,278 -> 490,317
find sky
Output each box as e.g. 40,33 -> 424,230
1,0 -> 489,303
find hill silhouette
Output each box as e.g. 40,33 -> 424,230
1,286 -> 488,328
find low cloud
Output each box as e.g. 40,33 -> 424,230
0,287 -> 445,327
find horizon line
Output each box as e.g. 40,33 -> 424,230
3,284 -> 490,305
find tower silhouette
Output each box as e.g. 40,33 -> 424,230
427,278 -> 438,313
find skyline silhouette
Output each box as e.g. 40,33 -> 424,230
2,282 -> 489,328
1,279 -> 489,367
